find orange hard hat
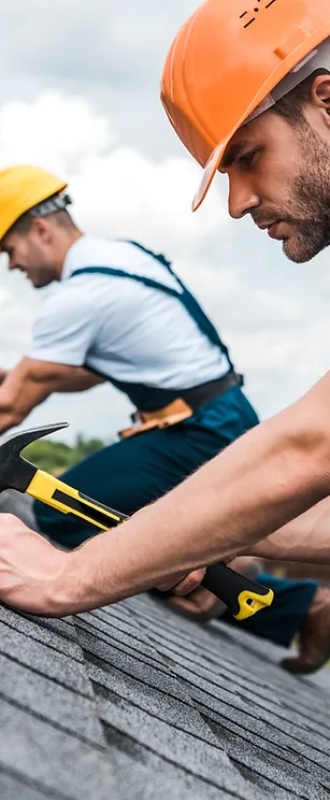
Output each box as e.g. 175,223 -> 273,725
161,0 -> 330,211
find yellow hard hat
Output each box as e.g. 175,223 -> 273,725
0,164 -> 68,240
161,0 -> 330,211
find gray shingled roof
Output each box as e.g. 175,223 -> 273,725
1,593 -> 330,800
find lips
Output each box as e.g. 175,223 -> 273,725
267,221 -> 285,240
267,222 -> 278,238
254,220 -> 284,239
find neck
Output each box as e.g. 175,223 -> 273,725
54,228 -> 84,280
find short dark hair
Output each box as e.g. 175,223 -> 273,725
8,207 -> 76,237
272,68 -> 330,125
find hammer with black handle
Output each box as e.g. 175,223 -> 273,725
0,422 -> 274,620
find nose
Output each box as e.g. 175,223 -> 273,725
8,257 -> 16,272
228,174 -> 260,220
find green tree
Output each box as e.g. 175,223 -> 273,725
23,434 -> 107,476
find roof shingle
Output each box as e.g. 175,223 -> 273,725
1,593 -> 330,799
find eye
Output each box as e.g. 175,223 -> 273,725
238,149 -> 259,167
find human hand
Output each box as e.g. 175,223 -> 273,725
160,557 -> 261,620
169,584 -> 226,620
0,514 -> 72,616
155,567 -> 207,595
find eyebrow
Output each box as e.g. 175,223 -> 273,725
221,140 -> 254,169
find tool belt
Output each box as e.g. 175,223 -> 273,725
119,370 -> 243,439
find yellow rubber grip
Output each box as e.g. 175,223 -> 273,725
26,469 -> 122,529
234,588 -> 274,620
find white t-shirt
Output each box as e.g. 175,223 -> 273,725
29,236 -> 230,390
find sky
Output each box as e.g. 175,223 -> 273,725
0,0 -> 329,444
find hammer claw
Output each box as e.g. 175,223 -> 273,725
2,422 -> 69,454
0,422 -> 69,494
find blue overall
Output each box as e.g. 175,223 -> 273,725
34,242 -> 317,647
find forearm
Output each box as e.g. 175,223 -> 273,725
246,495 -> 330,563
0,360 -> 105,434
54,367 -> 106,392
0,376 -> 49,433
0,361 -> 49,433
0,386 -> 28,432
62,376 -> 330,612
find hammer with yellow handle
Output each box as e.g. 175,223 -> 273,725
0,422 -> 274,620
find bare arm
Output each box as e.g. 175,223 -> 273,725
246,495 -> 330,563
0,357 -> 105,433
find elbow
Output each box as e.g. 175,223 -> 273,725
284,413 -> 330,500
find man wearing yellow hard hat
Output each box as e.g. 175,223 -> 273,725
0,163 -> 257,544
2,0 -> 330,641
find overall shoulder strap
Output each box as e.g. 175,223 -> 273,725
69,265 -> 181,299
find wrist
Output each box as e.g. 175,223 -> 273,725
46,550 -> 84,617
48,534 -> 123,616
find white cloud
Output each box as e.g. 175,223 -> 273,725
0,92 -> 115,175
71,149 -> 227,248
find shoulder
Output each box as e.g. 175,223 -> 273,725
75,236 -> 167,270
65,236 -> 143,269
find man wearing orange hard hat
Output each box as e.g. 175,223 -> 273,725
161,0 -> 330,240
3,0 -> 330,631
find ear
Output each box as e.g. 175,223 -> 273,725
311,73 -> 330,117
31,217 -> 53,244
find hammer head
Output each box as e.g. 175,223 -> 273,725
0,422 -> 69,493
